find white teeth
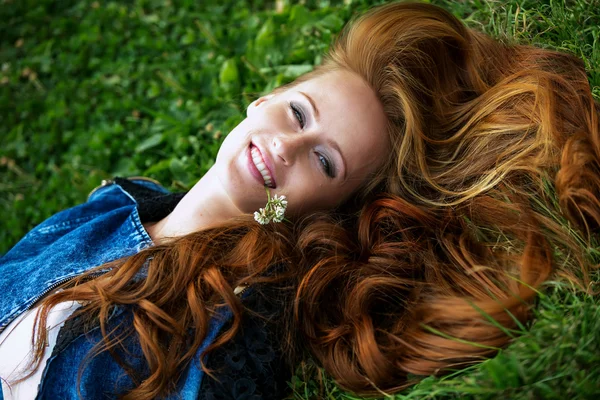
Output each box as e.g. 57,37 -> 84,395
251,147 -> 273,186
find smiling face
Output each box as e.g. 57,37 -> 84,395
214,69 -> 389,218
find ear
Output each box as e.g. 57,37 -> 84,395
247,94 -> 275,116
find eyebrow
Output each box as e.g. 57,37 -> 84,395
298,91 -> 346,181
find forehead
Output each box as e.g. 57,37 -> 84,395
292,70 -> 389,185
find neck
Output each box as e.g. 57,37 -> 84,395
144,168 -> 241,241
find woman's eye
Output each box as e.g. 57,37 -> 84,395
318,153 -> 334,178
290,102 -> 305,129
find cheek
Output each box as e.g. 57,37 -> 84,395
287,186 -> 341,216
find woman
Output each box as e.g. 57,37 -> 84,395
2,1 -> 599,399
5,9 -> 392,400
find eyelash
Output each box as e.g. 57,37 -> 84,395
317,153 -> 334,178
289,102 -> 335,178
290,102 -> 305,129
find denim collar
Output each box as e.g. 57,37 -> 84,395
0,178 -> 171,333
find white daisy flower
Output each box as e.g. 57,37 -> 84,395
254,189 -> 288,224
253,208 -> 269,224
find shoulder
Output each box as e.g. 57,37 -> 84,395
24,177 -> 164,240
0,176 -> 169,263
35,176 -> 172,236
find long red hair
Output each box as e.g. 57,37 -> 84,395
24,1 -> 599,398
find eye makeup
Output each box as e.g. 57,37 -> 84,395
288,98 -> 339,179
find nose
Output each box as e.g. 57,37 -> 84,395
271,134 -> 311,165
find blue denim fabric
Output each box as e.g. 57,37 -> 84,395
35,306 -> 231,400
0,179 -> 232,399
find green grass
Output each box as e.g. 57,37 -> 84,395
1,0 -> 599,399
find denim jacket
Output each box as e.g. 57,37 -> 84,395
0,178 -> 236,399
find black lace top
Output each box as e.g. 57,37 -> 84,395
52,178 -> 292,399
198,288 -> 292,400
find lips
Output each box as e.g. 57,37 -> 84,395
249,143 -> 277,188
